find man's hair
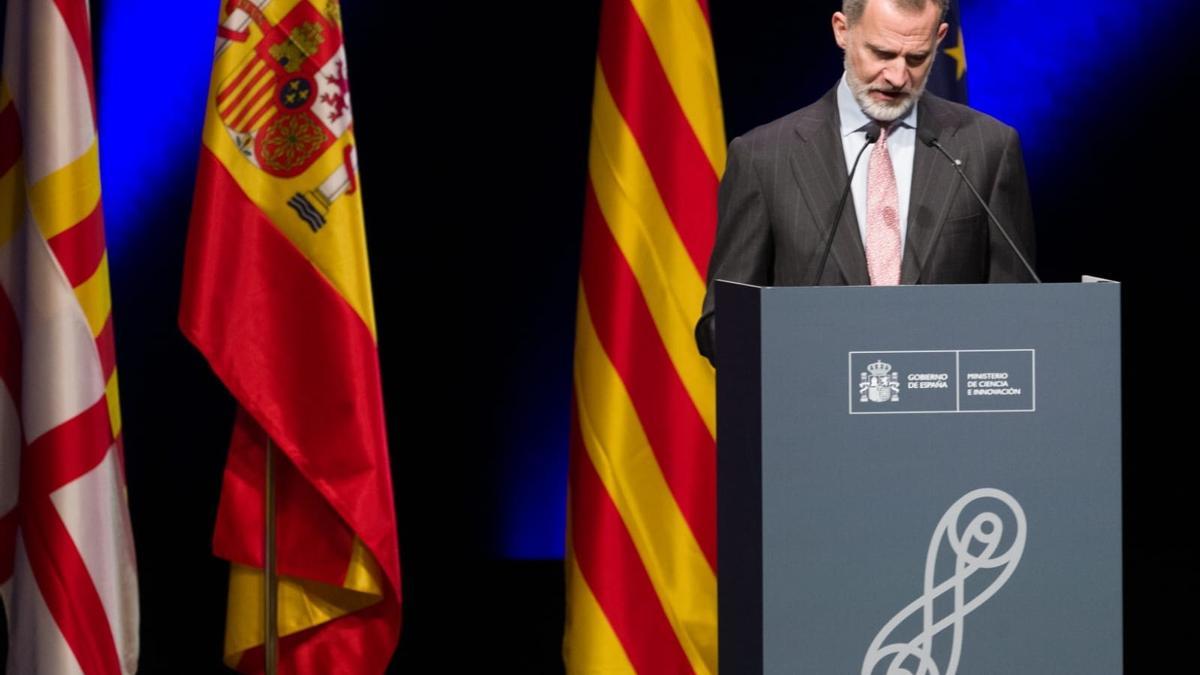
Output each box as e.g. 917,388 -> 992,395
842,0 -> 948,25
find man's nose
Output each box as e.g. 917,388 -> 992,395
881,60 -> 908,89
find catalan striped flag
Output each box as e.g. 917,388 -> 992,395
564,0 -> 724,672
179,0 -> 400,672
0,1 -> 140,673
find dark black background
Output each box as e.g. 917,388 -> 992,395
3,1 -> 1194,672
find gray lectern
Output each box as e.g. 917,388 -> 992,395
716,281 -> 1121,674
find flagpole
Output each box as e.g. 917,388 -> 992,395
265,436 -> 278,675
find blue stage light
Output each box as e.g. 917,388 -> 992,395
961,0 -> 1160,174
98,1 -> 216,260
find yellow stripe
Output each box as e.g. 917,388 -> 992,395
73,252 -> 112,337
223,561 -> 383,665
222,565 -> 256,665
236,88 -> 275,132
248,107 -> 275,133
574,287 -> 717,675
224,72 -> 274,127
341,537 -> 384,595
564,535 -> 637,674
218,60 -> 267,117
589,67 -> 716,438
105,370 -> 122,440
28,141 -> 100,240
261,0 -> 300,24
0,160 -> 22,249
628,0 -> 726,176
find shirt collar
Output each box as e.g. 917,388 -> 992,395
836,72 -> 918,138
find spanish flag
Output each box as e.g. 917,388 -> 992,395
179,1 -> 400,672
564,0 -> 724,672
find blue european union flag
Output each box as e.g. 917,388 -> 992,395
927,0 -> 968,104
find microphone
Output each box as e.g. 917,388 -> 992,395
915,128 -> 1041,283
813,122 -> 880,285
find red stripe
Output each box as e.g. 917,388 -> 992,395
217,25 -> 250,42
0,510 -> 16,583
50,0 -> 97,121
220,68 -> 269,115
568,407 -> 695,674
180,148 -> 401,660
227,83 -> 274,131
95,315 -> 116,382
696,0 -> 711,25
579,180 -> 717,570
0,100 -> 22,176
22,397 -> 112,497
20,499 -> 121,675
220,68 -> 270,119
596,0 -> 718,277
217,61 -> 262,104
15,394 -> 120,675
47,201 -> 107,288
240,98 -> 275,133
0,284 -> 21,409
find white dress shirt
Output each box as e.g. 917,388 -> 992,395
836,73 -> 917,251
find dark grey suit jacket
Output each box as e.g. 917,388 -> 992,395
695,86 -> 1036,363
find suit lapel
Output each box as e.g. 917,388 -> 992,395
901,96 -> 964,284
788,88 -> 870,285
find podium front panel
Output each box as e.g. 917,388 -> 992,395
717,282 -> 1121,675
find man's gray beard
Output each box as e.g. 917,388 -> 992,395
845,54 -> 925,122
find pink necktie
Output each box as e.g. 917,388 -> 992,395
866,125 -> 901,286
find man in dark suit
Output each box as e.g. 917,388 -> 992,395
695,0 -> 1035,364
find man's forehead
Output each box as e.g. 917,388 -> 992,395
854,18 -> 940,50
855,0 -> 941,37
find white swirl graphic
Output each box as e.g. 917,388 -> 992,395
861,488 -> 1026,675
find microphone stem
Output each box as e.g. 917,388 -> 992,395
930,140 -> 1041,283
814,132 -> 876,285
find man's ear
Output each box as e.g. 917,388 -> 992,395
832,12 -> 850,50
935,21 -> 949,46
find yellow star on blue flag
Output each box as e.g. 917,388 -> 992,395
927,0 -> 968,103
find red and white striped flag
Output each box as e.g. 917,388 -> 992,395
0,1 -> 140,673
564,0 -> 724,672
